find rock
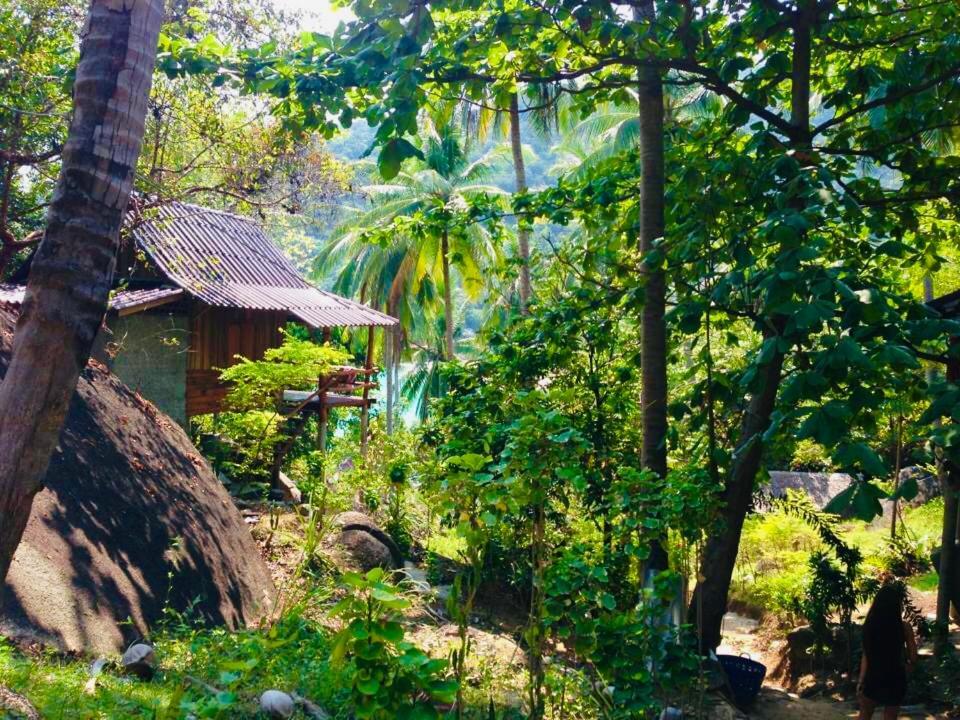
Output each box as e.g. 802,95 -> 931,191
795,675 -> 824,698
899,466 -> 940,507
259,690 -> 295,718
702,692 -> 748,720
332,512 -> 403,571
0,309 -> 276,654
770,624 -> 857,692
121,643 -> 156,680
275,471 -> 302,504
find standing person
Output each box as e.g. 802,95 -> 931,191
858,585 -> 919,720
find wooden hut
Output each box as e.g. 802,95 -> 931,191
0,202 -> 398,426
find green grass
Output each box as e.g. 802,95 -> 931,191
426,526 -> 468,561
0,607 -> 348,719
908,571 -> 940,592
733,498 -> 946,617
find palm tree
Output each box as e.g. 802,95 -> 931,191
0,0 -> 165,582
550,86 -> 719,179
443,85 -> 562,313
319,123 -> 509,361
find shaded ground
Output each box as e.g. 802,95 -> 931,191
719,606 -> 959,719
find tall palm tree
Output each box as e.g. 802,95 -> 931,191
443,85 -> 562,314
0,0 -> 165,582
319,123 -> 509,361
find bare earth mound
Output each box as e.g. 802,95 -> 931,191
0,310 -> 275,653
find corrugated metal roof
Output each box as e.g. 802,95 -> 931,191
111,286 -> 184,314
133,202 -> 397,328
929,288 -> 960,318
0,284 -> 184,314
0,283 -> 23,308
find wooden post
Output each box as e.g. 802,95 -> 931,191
317,374 -> 328,454
318,403 -> 328,454
386,327 -> 395,435
360,325 -> 375,455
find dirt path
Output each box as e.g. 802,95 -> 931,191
718,608 -> 955,719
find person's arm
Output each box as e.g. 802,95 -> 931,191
858,652 -> 867,695
904,622 -> 918,672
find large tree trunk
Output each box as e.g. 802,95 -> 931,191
689,336 -> 787,650
508,94 -> 532,313
688,1 -> 813,650
936,358 -> 960,650
441,228 -> 455,360
636,0 -> 670,573
0,0 -> 165,585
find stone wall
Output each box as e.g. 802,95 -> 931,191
108,311 -> 190,426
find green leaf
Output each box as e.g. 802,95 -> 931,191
834,442 -> 886,477
356,676 -> 381,695
378,137 -> 423,180
825,480 -> 886,522
890,476 -> 919,502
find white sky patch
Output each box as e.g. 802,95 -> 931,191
272,0 -> 354,33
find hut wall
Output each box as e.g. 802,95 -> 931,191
186,305 -> 286,417
108,311 -> 190,425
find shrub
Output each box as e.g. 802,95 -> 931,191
331,569 -> 457,719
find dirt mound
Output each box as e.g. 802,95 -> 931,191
0,310 -> 275,653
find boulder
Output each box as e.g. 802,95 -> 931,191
769,624 -> 857,691
121,643 -> 156,680
332,512 -> 403,571
259,690 -> 295,718
899,466 -> 940,508
0,309 -> 276,654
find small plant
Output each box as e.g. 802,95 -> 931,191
331,569 -> 457,719
881,533 -> 932,578
384,462 -> 413,556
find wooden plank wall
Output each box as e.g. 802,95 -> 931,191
186,305 -> 286,417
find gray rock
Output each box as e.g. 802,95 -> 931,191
333,512 -> 403,571
899,466 -> 940,507
259,690 -> 295,718
121,643 -> 155,680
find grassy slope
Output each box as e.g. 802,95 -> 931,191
0,608 -> 346,719
731,498 -> 945,618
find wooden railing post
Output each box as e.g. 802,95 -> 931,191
360,326 -> 375,456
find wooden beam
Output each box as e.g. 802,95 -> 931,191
360,325 -> 375,456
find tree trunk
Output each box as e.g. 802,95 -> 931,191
0,0 -> 165,585
636,0 -> 670,573
441,228 -> 454,360
688,1 -> 813,650
508,94 -> 532,313
689,335 -> 787,650
936,357 -> 960,650
935,466 -> 959,651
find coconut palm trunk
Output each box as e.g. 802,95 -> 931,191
508,94 -> 532,313
441,228 -> 455,360
636,0 -> 670,573
0,0 -> 165,585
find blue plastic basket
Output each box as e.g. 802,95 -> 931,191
717,653 -> 766,707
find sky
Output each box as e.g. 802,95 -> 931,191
272,0 -> 354,32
